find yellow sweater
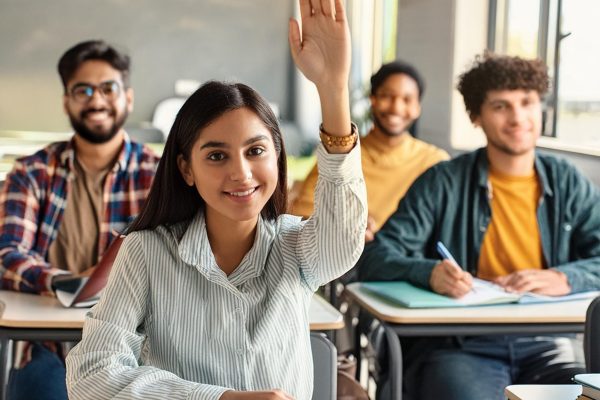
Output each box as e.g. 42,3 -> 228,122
290,131 -> 449,229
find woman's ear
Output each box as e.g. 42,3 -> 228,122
177,154 -> 194,186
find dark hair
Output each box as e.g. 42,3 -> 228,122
57,40 -> 131,91
457,52 -> 549,120
370,60 -> 425,99
128,81 -> 287,232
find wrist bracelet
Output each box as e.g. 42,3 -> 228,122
319,122 -> 358,148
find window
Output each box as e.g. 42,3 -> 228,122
490,0 -> 600,150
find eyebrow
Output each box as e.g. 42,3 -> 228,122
199,134 -> 270,150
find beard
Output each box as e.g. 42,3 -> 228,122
68,107 -> 128,144
371,111 -> 413,137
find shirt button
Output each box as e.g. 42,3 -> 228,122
236,348 -> 244,356
479,226 -> 486,232
564,224 -> 572,232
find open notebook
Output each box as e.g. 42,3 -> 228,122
54,236 -> 125,308
362,278 -> 599,308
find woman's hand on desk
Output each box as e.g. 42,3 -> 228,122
493,269 -> 571,296
430,259 -> 473,298
220,389 -> 295,400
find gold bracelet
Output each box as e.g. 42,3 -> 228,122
319,122 -> 358,148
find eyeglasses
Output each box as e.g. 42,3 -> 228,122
68,80 -> 122,103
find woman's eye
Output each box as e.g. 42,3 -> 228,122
248,147 -> 265,156
207,152 -> 225,161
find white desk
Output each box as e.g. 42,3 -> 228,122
0,291 -> 342,331
345,282 -> 593,336
504,384 -> 582,400
345,282 -> 595,400
0,291 -> 342,400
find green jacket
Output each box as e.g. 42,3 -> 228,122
357,148 -> 600,293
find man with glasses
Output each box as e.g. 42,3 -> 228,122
291,61 -> 448,242
0,40 -> 160,400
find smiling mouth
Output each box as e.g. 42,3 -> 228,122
226,187 -> 258,197
82,109 -> 113,123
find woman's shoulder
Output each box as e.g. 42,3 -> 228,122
125,221 -> 188,253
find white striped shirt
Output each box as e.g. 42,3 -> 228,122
66,143 -> 367,400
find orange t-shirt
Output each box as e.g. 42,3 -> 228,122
477,166 -> 544,280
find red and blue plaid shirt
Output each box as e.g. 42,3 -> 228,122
0,134 -> 160,295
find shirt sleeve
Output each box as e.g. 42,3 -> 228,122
552,168 -> 600,293
65,233 -> 231,400
0,162 -> 68,294
356,166 -> 442,289
295,142 -> 367,291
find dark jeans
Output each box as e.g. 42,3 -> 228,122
8,342 -> 68,400
406,335 -> 585,400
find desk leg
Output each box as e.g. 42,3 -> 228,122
0,337 -> 12,400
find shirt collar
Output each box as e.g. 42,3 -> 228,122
476,147 -> 553,197
177,211 -> 277,286
59,131 -> 133,173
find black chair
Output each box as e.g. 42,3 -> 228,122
356,317 -> 402,400
585,295 -> 600,372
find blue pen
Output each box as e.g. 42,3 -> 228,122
436,241 -> 458,265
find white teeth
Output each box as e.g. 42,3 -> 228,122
229,188 -> 256,197
86,111 -> 109,121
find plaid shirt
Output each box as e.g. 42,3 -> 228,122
0,134 -> 160,295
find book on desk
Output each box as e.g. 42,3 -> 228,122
574,374 -> 600,399
54,235 -> 124,308
361,278 -> 600,308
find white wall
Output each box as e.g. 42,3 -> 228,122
0,0 -> 294,132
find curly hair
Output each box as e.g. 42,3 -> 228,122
457,52 -> 549,120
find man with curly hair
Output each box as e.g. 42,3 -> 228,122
357,53 -> 600,400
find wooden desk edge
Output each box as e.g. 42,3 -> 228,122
309,320 -> 345,331
0,320 -> 84,329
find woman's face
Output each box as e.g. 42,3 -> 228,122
177,107 -> 279,225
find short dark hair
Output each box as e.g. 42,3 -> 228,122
128,81 -> 287,233
370,60 -> 425,99
457,52 -> 549,119
57,40 -> 131,92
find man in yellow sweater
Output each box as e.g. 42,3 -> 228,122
291,61 -> 449,241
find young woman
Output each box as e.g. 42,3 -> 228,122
66,1 -> 366,399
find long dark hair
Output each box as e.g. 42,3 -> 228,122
128,81 -> 287,233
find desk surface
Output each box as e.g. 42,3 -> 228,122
0,291 -> 343,331
504,384 -> 582,400
345,282 -> 593,324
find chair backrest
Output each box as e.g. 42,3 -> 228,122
311,332 -> 337,400
151,97 -> 187,140
126,127 -> 166,144
585,296 -> 600,372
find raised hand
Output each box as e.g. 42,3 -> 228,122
288,0 -> 350,90
288,0 -> 351,137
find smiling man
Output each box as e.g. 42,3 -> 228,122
357,53 -> 600,400
0,40 -> 160,400
291,60 -> 448,241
